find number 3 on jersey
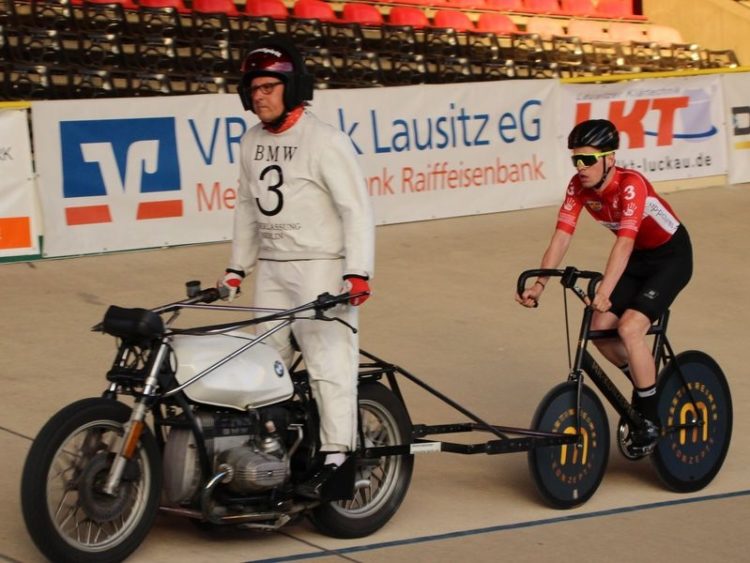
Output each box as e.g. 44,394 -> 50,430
256,165 -> 284,216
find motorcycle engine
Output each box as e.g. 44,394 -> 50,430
162,410 -> 291,505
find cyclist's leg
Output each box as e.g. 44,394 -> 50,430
590,310 -> 627,366
591,272 -> 640,372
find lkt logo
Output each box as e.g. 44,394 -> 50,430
60,118 -> 182,225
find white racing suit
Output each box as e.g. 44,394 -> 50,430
229,109 -> 375,452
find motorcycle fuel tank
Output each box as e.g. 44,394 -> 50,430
171,331 -> 293,410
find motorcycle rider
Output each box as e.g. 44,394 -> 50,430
516,119 -> 693,454
218,37 -> 375,499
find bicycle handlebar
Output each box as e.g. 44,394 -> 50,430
517,267 -> 603,302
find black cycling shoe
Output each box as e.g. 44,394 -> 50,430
627,419 -> 660,456
295,464 -> 339,500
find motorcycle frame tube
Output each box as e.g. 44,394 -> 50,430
354,349 -> 579,461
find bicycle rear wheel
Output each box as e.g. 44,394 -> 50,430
652,351 -> 732,492
528,381 -> 609,509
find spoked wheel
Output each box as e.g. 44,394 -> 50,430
21,398 -> 162,563
528,381 -> 610,509
310,382 -> 414,538
651,351 -> 732,492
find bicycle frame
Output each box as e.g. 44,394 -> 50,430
520,266 -> 704,437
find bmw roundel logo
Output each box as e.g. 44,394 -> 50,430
274,361 -> 285,377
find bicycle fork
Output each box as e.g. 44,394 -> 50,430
102,338 -> 169,496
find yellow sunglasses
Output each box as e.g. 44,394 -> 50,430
571,150 -> 615,168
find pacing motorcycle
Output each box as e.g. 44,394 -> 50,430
21,283 -> 414,563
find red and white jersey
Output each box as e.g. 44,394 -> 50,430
556,167 -> 680,250
230,110 -> 375,279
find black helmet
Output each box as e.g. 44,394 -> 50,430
567,119 -> 619,152
238,37 -> 313,112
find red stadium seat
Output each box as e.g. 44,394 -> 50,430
595,0 -> 647,21
433,9 -> 474,31
192,0 -> 239,16
85,0 -> 138,9
560,0 -> 595,17
475,12 -> 518,34
522,0 -> 562,15
139,0 -> 188,10
482,0 -> 523,11
244,0 -> 289,19
292,0 -> 338,22
387,6 -> 430,29
440,0 -> 483,10
341,3 -> 384,25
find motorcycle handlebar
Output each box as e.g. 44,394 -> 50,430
517,267 -> 603,302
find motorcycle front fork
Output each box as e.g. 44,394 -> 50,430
102,340 -> 169,496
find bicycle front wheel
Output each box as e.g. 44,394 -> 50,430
528,381 -> 610,509
652,351 -> 732,492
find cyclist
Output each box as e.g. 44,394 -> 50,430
516,119 -> 693,453
218,37 -> 375,498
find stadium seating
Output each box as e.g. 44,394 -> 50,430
387,6 -> 430,29
433,10 -> 474,32
560,0 -> 596,17
482,0 -> 524,11
192,0 -> 239,16
522,0 -> 563,15
292,0 -> 339,22
244,0 -> 288,19
0,0 -> 740,99
475,13 -> 519,34
595,0 -> 647,21
341,3 -> 384,25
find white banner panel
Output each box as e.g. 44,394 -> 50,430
32,81 -> 564,258
560,75 -> 727,182
32,94 -> 250,257
723,72 -> 750,184
313,81 -> 563,224
0,109 -> 39,257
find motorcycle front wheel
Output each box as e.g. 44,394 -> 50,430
310,382 -> 414,538
21,397 -> 162,563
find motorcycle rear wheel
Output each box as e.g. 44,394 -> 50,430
21,398 -> 162,563
310,382 -> 414,538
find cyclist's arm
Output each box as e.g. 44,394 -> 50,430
537,229 -> 573,283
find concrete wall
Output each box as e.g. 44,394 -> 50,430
643,0 -> 750,65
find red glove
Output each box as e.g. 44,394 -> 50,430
218,269 -> 244,301
343,275 -> 371,306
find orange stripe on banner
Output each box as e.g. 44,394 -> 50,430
65,205 -> 112,225
136,200 -> 183,220
0,216 -> 32,249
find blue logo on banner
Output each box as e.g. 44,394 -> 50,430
60,117 -> 182,225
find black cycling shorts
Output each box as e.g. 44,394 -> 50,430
609,224 -> 693,322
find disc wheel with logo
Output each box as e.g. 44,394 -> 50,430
527,381 -> 609,509
651,351 -> 732,492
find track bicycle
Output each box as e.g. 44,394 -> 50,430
517,267 -> 733,507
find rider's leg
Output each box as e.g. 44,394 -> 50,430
618,309 -> 658,422
590,310 -> 629,367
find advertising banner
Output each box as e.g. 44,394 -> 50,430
314,80 -> 563,225
560,75 -> 727,182
32,81 -> 564,258
723,72 -> 750,184
0,109 -> 39,258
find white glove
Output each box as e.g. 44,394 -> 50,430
218,269 -> 244,302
